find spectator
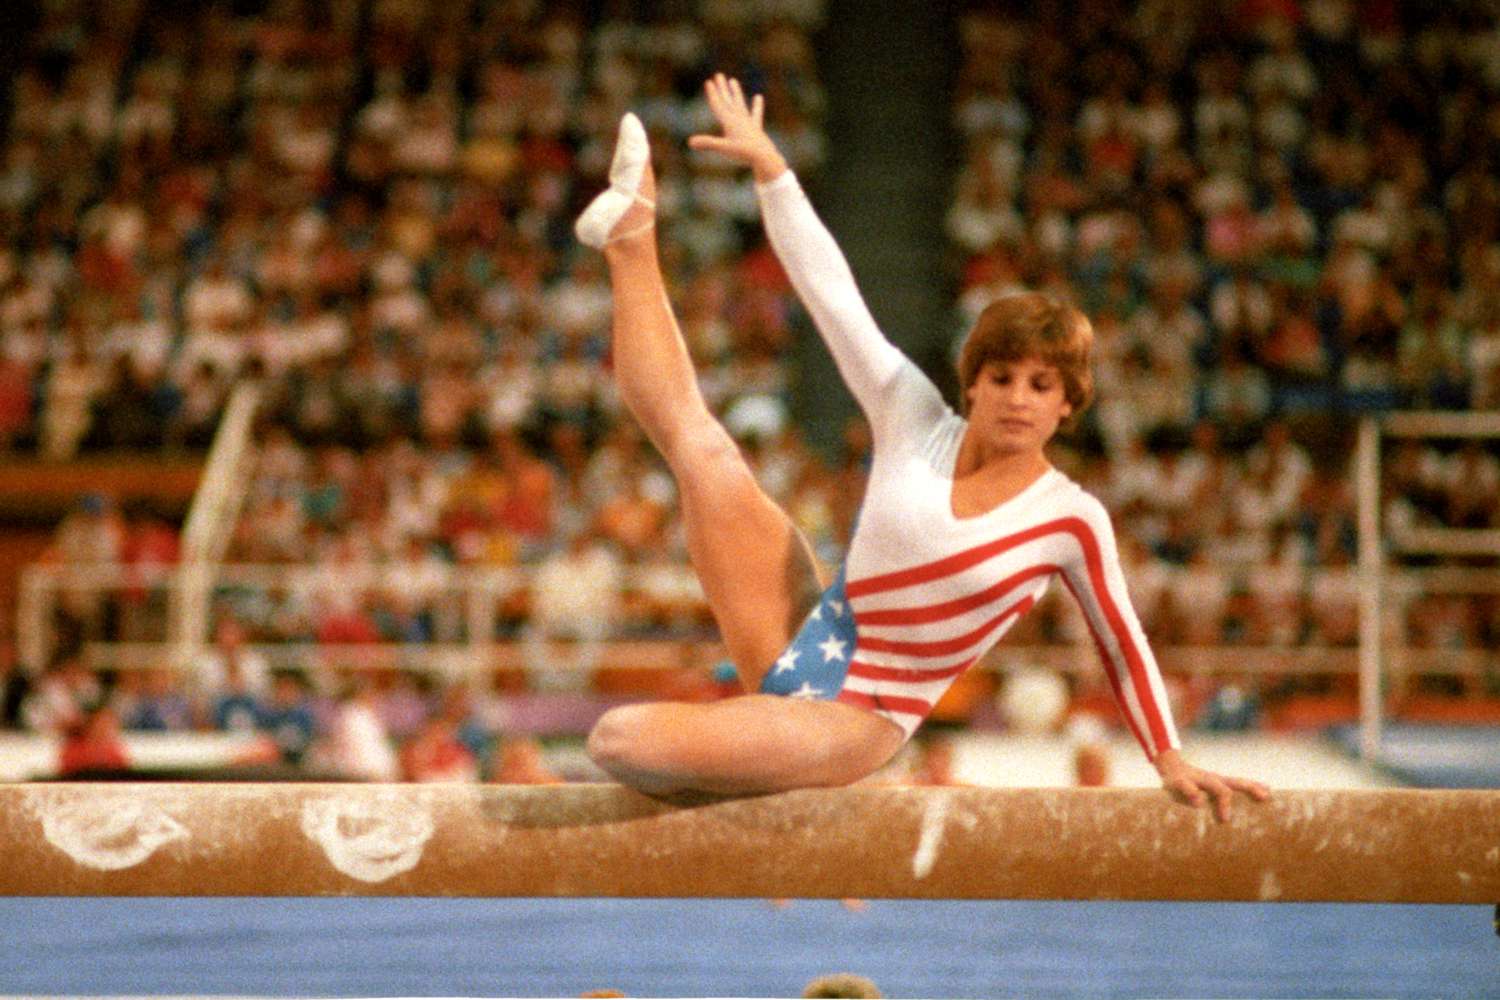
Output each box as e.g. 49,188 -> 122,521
262,671 -> 318,766
593,474 -> 669,560
21,656 -> 99,735
192,617 -> 270,713
124,668 -> 193,732
0,651 -> 29,728
57,705 -> 130,777
1066,713 -> 1112,788
435,683 -> 494,766
327,677 -> 400,782
40,337 -> 105,460
1445,441 -> 1500,529
0,355 -> 36,450
908,735 -> 959,786
1198,678 -> 1264,732
210,656 -> 266,735
87,357 -> 163,451
117,503 -> 179,642
400,716 -> 478,783
490,736 -> 562,784
376,669 -> 432,743
522,530 -> 623,692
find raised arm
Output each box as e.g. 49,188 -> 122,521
689,74 -> 906,414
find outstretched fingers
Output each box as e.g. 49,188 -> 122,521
704,73 -> 751,125
702,74 -> 724,115
689,74 -> 781,178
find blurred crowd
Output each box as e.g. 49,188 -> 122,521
1,0 -> 839,767
946,0 -> 1500,528
945,0 -> 1500,716
950,0 -> 1500,426
0,0 -> 827,461
14,634 -> 575,782
5,0 -> 1500,766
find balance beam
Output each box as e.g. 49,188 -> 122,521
1,783 -> 1495,902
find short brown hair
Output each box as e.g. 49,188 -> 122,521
956,291 -> 1094,420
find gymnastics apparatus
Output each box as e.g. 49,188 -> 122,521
1,782 -> 1495,903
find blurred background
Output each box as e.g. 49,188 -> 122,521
0,0 -> 1497,796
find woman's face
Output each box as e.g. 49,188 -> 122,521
964,356 -> 1072,456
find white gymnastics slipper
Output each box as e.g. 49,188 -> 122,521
575,112 -> 656,248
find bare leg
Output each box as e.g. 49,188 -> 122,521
598,145 -> 823,691
587,694 -> 905,796
578,121 -> 903,795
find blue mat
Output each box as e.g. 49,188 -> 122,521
1328,724 -> 1500,788
2,898 -> 1496,998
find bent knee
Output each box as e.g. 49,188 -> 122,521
586,705 -> 681,791
585,705 -> 643,770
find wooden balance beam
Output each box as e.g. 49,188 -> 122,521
0,783 -> 1495,902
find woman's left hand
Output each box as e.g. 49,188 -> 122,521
1153,748 -> 1271,822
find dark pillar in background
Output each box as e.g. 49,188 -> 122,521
793,1 -> 960,455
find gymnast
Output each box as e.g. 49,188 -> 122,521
576,74 -> 1270,819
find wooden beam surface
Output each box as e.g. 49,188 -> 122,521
1,783 -> 1496,902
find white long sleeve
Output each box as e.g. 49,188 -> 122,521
1058,495 -> 1181,759
755,171 -> 907,417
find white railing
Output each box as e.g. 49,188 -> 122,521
18,560 -> 1499,687
169,380 -> 262,670
70,639 -> 1500,681
20,562 -> 529,674
1355,410 -> 1500,762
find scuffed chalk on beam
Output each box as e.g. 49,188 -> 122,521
1,783 -> 1496,902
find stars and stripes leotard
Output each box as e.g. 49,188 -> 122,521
753,172 -> 1181,761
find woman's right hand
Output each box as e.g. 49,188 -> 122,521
688,73 -> 788,184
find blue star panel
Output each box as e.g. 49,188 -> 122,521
758,564 -> 856,701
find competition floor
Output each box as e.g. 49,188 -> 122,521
1,897 -> 1495,998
